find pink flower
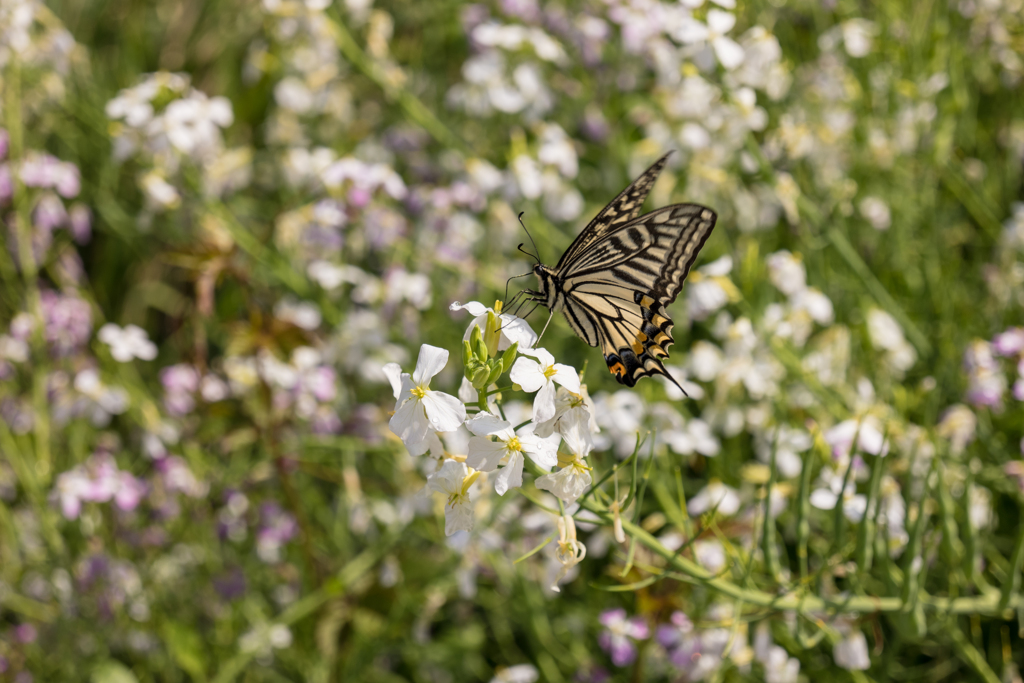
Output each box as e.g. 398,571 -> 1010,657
993,328 -> 1024,356
597,609 -> 649,667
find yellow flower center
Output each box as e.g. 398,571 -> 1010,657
411,386 -> 426,399
543,365 -> 557,380
506,436 -> 523,453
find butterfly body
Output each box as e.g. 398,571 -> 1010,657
520,153 -> 717,389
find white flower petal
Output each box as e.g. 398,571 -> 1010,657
844,495 -> 867,522
520,347 -> 555,367
809,488 -> 839,510
445,499 -> 474,535
510,357 -> 546,392
407,431 -> 444,457
713,36 -> 746,69
412,344 -> 449,386
421,390 -> 467,432
499,314 -> 538,350
494,452 -> 524,495
466,436 -> 508,472
536,466 -> 591,505
427,459 -> 467,496
389,397 -> 429,446
532,379 -> 558,423
550,364 -> 581,394
450,300 -> 488,316
520,433 -> 559,469
466,412 -> 513,437
382,363 -> 404,399
707,9 -> 736,33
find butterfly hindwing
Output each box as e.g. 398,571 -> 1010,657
555,153 -> 673,270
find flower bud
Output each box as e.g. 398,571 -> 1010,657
470,324 -> 488,361
485,361 -> 504,387
499,342 -> 519,374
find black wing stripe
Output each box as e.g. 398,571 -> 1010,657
555,153 -> 673,269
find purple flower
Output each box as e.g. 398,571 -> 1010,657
53,453 -> 146,519
257,502 -> 297,563
214,567 -> 247,601
33,192 -> 67,231
39,290 -> 92,356
963,340 -> 1006,407
597,609 -> 649,667
157,456 -> 208,498
994,328 -> 1024,356
161,364 -> 201,415
19,153 -> 80,198
0,129 -> 8,159
68,204 -> 92,244
657,612 -> 700,668
14,624 -> 37,644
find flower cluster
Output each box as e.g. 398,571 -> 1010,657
385,303 -> 601,590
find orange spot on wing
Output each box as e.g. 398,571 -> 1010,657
608,362 -> 625,377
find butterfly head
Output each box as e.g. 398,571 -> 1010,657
532,264 -> 559,310
533,263 -> 554,290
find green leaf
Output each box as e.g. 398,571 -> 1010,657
163,620 -> 209,681
91,660 -> 139,683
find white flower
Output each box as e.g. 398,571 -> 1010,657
766,250 -> 806,296
833,629 -> 870,670
389,345 -> 467,452
840,19 -> 876,59
535,455 -> 592,505
694,540 -> 727,573
510,348 -> 581,423
426,459 -> 479,536
533,387 -> 596,452
140,172 -> 181,209
674,9 -> 745,70
686,256 -> 737,321
490,663 -> 539,683
809,467 -> 867,522
466,412 -> 558,495
687,480 -> 741,516
867,308 -> 917,375
858,196 -> 891,230
550,514 -> 586,592
535,420 -> 593,505
449,301 -> 537,350
755,425 -> 812,478
825,418 -> 889,462
98,323 -> 158,362
664,418 -> 720,457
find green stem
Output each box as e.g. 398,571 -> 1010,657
856,450 -> 886,578
999,504 -> 1024,611
796,444 -> 815,582
579,496 -> 1024,616
761,429 -> 780,582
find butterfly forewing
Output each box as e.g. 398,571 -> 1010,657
555,153 -> 673,270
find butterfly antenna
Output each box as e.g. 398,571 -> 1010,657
518,212 -> 541,264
